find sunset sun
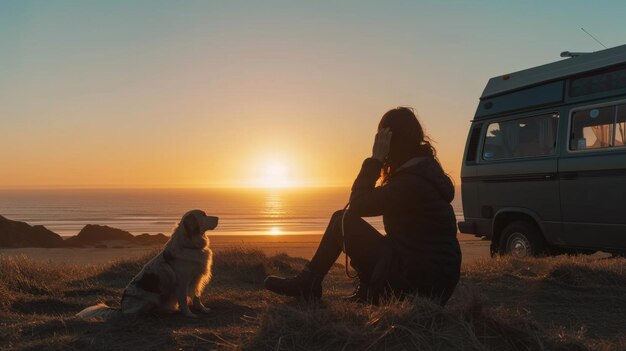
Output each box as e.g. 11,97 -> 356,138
258,161 -> 293,188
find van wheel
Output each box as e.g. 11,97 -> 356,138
498,221 -> 546,258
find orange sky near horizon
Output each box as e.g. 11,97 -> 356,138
1,1 -> 623,189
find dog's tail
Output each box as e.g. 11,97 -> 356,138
76,303 -> 120,320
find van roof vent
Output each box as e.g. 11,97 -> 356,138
560,51 -> 591,58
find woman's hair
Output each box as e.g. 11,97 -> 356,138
377,107 -> 440,184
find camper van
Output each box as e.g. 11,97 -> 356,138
459,44 -> 626,257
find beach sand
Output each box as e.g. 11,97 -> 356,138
0,233 -> 489,266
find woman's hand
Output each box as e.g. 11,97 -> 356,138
372,128 -> 392,162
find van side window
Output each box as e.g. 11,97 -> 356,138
465,124 -> 483,163
570,106 -> 615,150
569,65 -> 626,97
615,105 -> 626,147
482,114 -> 558,160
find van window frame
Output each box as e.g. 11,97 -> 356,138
566,98 -> 626,154
479,111 -> 560,163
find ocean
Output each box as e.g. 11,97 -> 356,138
0,188 -> 463,237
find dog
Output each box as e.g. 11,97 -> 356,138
77,209 -> 218,319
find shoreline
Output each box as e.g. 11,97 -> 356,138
0,233 -> 490,266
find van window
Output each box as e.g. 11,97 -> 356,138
482,113 -> 558,160
616,105 -> 626,147
569,65 -> 626,97
465,124 -> 483,163
570,106 -> 615,150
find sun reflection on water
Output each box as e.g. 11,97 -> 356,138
268,227 -> 282,235
264,191 -> 285,217
264,191 -> 285,235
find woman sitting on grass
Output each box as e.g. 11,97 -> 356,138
265,107 -> 461,306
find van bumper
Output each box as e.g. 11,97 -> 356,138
458,218 -> 492,238
458,221 -> 477,234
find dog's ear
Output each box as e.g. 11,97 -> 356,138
182,214 -> 200,236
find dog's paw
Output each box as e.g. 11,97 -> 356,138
192,297 -> 210,314
196,306 -> 211,314
183,310 -> 198,318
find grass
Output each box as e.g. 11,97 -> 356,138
1,249 -> 625,350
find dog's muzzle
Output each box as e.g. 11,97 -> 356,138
202,216 -> 219,230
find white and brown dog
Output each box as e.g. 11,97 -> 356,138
77,210 -> 218,319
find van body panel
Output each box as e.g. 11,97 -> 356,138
460,182 -> 480,219
559,151 -> 626,249
460,124 -> 482,220
470,157 -> 561,241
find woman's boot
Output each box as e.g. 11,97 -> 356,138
264,267 -> 323,300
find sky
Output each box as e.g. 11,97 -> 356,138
1,0 -> 625,188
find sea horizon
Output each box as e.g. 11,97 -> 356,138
0,187 -> 463,237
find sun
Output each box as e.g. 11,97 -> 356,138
258,161 -> 293,188
266,163 -> 286,178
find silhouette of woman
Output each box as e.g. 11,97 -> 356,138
265,107 -> 461,305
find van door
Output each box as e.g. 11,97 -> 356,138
478,113 -> 562,242
559,104 -> 626,250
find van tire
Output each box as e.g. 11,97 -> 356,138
498,221 -> 547,258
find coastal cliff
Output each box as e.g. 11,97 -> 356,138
0,215 -> 65,248
0,215 -> 168,248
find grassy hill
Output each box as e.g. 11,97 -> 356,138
1,249 -> 625,350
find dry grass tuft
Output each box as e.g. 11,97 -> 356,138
0,249 -> 625,350
547,261 -> 626,288
247,287 -> 555,350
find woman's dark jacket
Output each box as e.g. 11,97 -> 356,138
348,157 -> 461,278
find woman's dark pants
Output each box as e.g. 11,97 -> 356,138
308,210 -> 458,306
